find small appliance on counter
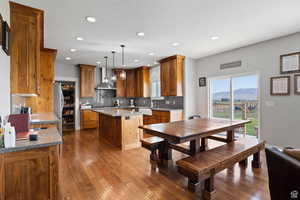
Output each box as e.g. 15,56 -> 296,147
130,99 -> 135,107
20,106 -> 32,114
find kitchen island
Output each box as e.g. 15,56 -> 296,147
93,108 -> 144,151
0,127 -> 62,200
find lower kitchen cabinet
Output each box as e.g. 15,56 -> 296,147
81,110 -> 99,129
143,110 -> 183,138
0,146 -> 59,200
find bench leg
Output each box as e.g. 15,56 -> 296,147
203,176 -> 217,200
252,151 -> 261,168
239,158 -> 248,166
187,177 -> 200,192
150,149 -> 158,170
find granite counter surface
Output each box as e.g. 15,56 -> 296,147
0,127 -> 62,154
92,108 -> 146,117
30,113 -> 59,124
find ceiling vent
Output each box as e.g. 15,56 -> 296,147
220,61 -> 242,70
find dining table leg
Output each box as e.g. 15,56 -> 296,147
226,129 -> 234,143
190,138 -> 201,155
158,140 -> 172,166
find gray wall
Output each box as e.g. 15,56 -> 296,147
184,58 -> 198,120
194,32 -> 300,148
0,0 -> 10,117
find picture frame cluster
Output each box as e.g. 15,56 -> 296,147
270,52 -> 300,96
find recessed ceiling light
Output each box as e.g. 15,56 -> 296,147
96,61 -> 101,65
70,48 -> 77,52
65,57 -> 72,60
211,36 -> 220,40
148,52 -> 155,56
172,42 -> 179,46
134,59 -> 139,62
76,36 -> 84,41
147,64 -> 151,67
136,32 -> 145,37
86,16 -> 96,23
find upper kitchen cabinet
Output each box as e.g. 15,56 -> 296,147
114,69 -> 127,97
160,55 -> 185,96
136,67 -> 150,98
10,2 -> 44,95
80,65 -> 96,98
125,69 -> 136,98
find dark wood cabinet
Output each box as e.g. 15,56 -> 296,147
136,67 -> 150,98
0,146 -> 59,200
80,65 -> 96,98
125,69 -> 136,98
10,2 -> 43,95
114,69 -> 127,97
114,67 -> 150,98
143,110 -> 183,125
160,55 -> 185,96
81,110 -> 99,129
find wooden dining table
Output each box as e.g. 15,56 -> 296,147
140,118 -> 251,164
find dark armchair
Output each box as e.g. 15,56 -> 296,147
265,146 -> 300,200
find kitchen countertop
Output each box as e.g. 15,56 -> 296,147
92,108 -> 146,117
30,113 -> 59,124
0,127 -> 62,154
85,106 -> 183,112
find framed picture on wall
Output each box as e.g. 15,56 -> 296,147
2,21 -> 10,55
270,76 -> 290,96
280,52 -> 300,74
295,74 -> 300,95
0,14 -> 3,46
199,77 -> 206,87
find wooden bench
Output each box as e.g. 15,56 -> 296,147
141,136 -> 164,170
176,137 -> 265,200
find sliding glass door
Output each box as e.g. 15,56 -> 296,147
210,74 -> 259,136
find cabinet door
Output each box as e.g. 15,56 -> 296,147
160,62 -> 170,96
80,65 -> 95,98
126,69 -> 136,97
136,67 -> 150,97
10,4 -> 41,94
115,70 -> 126,97
81,110 -> 98,129
0,146 -> 59,200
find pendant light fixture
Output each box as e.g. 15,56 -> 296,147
120,44 -> 126,80
103,56 -> 109,83
111,51 -> 116,82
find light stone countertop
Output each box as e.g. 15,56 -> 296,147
0,127 -> 62,154
92,108 -> 147,117
30,113 -> 59,124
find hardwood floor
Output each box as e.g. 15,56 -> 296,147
58,129 -> 270,200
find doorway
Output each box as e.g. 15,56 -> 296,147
209,74 -> 259,136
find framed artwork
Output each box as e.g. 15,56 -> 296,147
280,52 -> 300,74
270,76 -> 290,96
0,14 -> 2,46
295,74 -> 300,95
199,77 -> 206,87
2,21 -> 10,55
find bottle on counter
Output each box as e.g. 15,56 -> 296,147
4,122 -> 16,148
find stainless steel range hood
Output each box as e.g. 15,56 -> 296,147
95,67 -> 116,90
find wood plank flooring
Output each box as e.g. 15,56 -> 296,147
58,129 -> 270,200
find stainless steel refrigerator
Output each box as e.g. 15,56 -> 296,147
54,82 -> 64,135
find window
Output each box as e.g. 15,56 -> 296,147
151,81 -> 161,97
209,74 -> 259,136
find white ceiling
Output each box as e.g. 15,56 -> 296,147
12,0 -> 300,68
